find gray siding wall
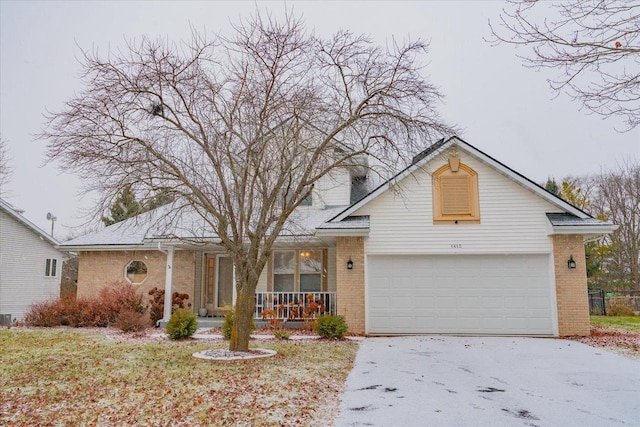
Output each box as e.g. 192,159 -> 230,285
0,210 -> 62,321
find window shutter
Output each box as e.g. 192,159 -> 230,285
440,175 -> 471,214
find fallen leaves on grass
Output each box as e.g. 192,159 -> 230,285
574,326 -> 640,359
0,329 -> 358,426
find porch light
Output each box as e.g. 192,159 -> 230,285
347,258 -> 353,270
567,255 -> 576,269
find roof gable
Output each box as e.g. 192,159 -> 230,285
329,136 -> 593,223
0,198 -> 60,246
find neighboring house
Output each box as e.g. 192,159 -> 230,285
59,137 -> 616,336
0,198 -> 63,323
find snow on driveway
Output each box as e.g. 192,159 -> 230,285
335,336 -> 640,426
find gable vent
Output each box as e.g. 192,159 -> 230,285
441,175 -> 471,214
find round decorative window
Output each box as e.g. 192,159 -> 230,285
125,260 -> 148,284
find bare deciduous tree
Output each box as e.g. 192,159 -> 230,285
588,160 -> 640,290
489,0 -> 640,130
0,136 -> 12,195
42,12 -> 455,351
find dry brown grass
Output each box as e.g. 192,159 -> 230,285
0,328 -> 358,426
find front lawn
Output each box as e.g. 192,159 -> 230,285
0,329 -> 358,426
590,315 -> 640,332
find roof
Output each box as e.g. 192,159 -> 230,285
546,213 -> 617,236
0,198 -> 60,246
59,203 -> 347,250
326,136 -> 600,224
546,213 -> 611,227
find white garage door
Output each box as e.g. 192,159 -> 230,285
367,254 -> 554,335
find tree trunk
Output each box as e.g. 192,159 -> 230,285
229,278 -> 257,352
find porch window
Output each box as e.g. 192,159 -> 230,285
272,249 -> 323,292
44,258 -> 57,277
273,251 -> 295,292
299,250 -> 322,292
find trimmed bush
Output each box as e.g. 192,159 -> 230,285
274,329 -> 290,340
166,308 -> 198,339
148,287 -> 192,325
315,315 -> 348,339
222,309 -> 255,340
23,281 -> 149,328
222,310 -> 234,340
114,309 -> 149,333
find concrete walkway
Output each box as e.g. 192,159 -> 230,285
335,336 -> 640,427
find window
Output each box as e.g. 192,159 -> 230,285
350,175 -> 368,204
45,258 -> 57,277
125,260 -> 148,284
272,249 -> 324,292
273,251 -> 295,292
299,250 -> 322,292
432,161 -> 480,223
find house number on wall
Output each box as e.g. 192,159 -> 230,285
450,244 -> 462,249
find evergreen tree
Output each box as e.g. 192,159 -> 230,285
544,177 -> 559,196
102,185 -> 142,226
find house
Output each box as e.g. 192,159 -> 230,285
58,137 -> 616,336
0,198 -> 63,323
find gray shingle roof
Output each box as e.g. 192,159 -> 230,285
317,215 -> 370,229
60,204 -> 348,248
546,213 -> 613,227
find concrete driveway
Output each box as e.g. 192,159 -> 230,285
335,337 -> 640,426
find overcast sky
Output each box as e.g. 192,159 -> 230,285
1,1 -> 638,239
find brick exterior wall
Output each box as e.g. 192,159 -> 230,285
336,237 -> 365,334
77,250 -> 196,308
552,235 -> 590,336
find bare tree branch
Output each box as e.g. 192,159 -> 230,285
41,10 -> 455,351
488,0 -> 640,130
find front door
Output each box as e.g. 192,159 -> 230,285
216,255 -> 234,308
204,254 -> 235,311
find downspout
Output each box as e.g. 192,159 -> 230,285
157,243 -> 174,325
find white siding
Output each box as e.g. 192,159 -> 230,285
256,264 -> 268,293
355,150 -> 563,254
0,210 -> 62,321
315,169 -> 351,207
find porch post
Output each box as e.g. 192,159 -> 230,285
163,246 -> 175,322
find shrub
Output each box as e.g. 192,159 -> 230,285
315,315 -> 348,339
222,309 -> 255,340
222,310 -> 234,340
24,298 -> 69,327
114,309 -> 149,333
23,282 -> 148,328
166,308 -> 198,339
148,287 -> 192,325
607,298 -> 635,316
274,329 -> 290,340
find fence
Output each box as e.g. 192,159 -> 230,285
588,290 -> 606,315
588,290 -> 640,315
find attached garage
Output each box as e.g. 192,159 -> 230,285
367,254 -> 555,335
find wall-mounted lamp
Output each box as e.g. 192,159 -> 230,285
347,258 -> 353,270
567,255 -> 576,269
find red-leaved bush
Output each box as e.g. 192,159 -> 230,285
148,287 -> 192,325
24,281 -> 150,331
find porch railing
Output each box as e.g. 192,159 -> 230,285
254,292 -> 337,320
